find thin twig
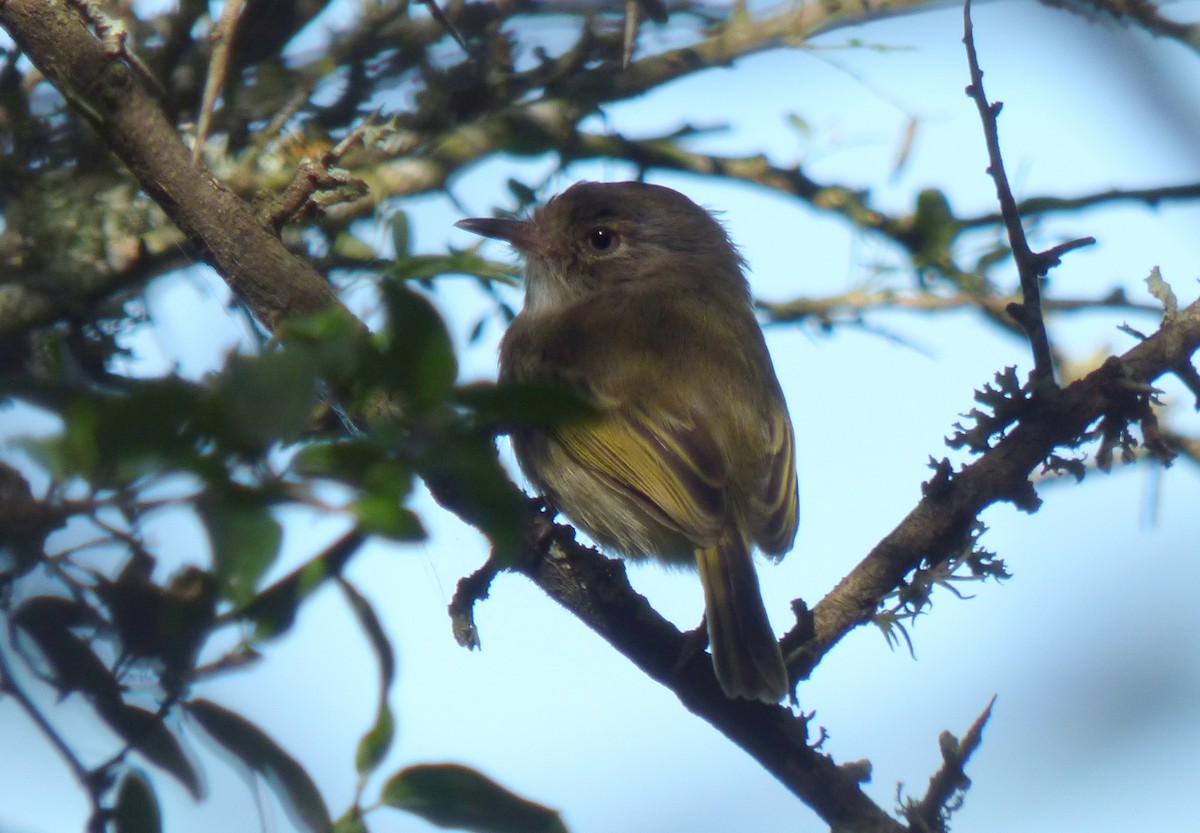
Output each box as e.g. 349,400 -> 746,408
963,0 -> 1060,387
959,181 -> 1200,229
194,0 -> 247,164
419,0 -> 475,57
761,288 -> 1160,324
259,109 -> 378,231
0,644 -> 102,813
904,695 -> 996,831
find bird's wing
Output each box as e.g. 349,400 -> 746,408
751,408 -> 799,557
551,403 -> 728,547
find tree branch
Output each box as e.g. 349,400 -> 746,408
783,290 -> 1200,679
760,288 -> 1160,328
0,0 -> 339,330
902,696 -> 996,832
0,643 -> 104,827
964,0 -> 1069,386
435,267 -> 1200,833
474,505 -> 909,833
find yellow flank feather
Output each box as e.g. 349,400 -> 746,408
553,406 -> 727,546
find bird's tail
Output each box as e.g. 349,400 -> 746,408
695,536 -> 788,703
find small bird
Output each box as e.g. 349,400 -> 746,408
456,181 -> 798,702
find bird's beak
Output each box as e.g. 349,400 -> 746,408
455,217 -> 544,253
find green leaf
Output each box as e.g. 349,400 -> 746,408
416,427 -> 524,564
291,440 -> 411,490
785,112 -> 812,137
387,253 -> 518,287
333,809 -> 369,833
454,382 -> 596,431
354,702 -> 394,778
55,378 -> 202,483
186,699 -> 331,833
352,495 -> 426,541
390,211 -> 411,258
381,763 -> 567,833
332,231 -> 377,261
201,350 -> 320,456
113,770 -> 162,833
339,578 -> 396,776
276,305 -> 371,387
236,530 -> 365,639
371,283 -> 458,409
198,489 -> 283,604
910,188 -> 958,270
97,702 -> 202,799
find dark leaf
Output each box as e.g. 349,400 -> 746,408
338,579 -> 394,690
198,488 -> 283,604
417,427 -> 524,564
200,350 -> 321,456
506,178 -> 537,207
371,283 -> 458,409
381,763 -> 567,833
354,702 -> 395,778
113,770 -> 162,833
186,698 -> 331,833
96,702 -> 202,799
455,382 -> 595,432
339,578 -> 396,776
236,530 -> 365,639
390,211 -> 411,258
12,596 -> 120,701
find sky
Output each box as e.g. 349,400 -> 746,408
3,1 -> 1200,832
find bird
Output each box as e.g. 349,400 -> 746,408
456,181 -> 798,702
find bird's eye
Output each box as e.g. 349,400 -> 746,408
587,226 -> 619,252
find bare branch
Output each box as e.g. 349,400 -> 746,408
1040,0 -> 1200,53
782,291 -> 1200,681
0,645 -> 103,826
902,696 -> 996,832
963,0 -> 1062,386
960,181 -> 1200,229
761,288 -> 1160,327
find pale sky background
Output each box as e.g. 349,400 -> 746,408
3,1 -> 1200,832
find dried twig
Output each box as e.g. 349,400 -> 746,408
962,0 -> 1091,387
903,696 -> 996,832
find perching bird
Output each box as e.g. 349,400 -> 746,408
457,181 -> 798,702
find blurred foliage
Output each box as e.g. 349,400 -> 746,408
0,277 -> 580,830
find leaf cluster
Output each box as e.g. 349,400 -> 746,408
0,278 -> 588,832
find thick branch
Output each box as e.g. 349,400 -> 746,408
449,273 -> 1200,832
1040,0 -> 1200,52
783,291 -> 1200,678
0,0 -> 339,330
491,508 -> 906,833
